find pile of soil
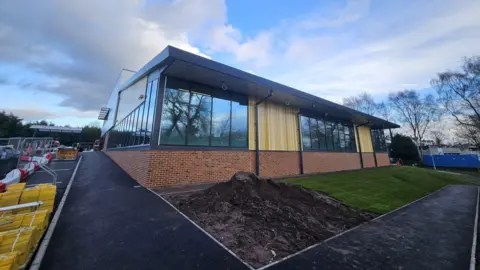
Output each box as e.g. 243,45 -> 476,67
167,172 -> 377,268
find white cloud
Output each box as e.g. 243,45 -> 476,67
0,108 -> 97,122
205,0 -> 480,104
0,0 -> 222,111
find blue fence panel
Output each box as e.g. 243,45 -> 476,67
423,154 -> 480,169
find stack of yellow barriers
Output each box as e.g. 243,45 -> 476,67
0,183 -> 56,269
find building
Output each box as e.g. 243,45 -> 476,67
98,46 -> 399,188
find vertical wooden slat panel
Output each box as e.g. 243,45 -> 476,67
248,97 -> 299,151
354,126 -> 374,152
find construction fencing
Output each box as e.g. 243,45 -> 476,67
423,154 -> 480,169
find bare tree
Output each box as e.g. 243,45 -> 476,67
455,117 -> 480,147
343,92 -> 379,116
388,90 -> 440,148
431,56 -> 480,147
430,131 -> 445,146
376,101 -> 392,121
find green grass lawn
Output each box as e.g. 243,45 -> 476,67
284,166 -> 470,214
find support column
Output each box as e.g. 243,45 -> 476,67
151,75 -> 166,147
296,113 -> 304,175
355,125 -> 364,168
371,129 -> 378,167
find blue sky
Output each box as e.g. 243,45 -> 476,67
0,0 -> 479,128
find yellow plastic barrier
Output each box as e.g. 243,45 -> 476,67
0,193 -> 21,208
56,149 -> 78,160
0,211 -> 49,245
0,252 -> 19,270
6,184 -> 25,193
0,228 -> 35,267
19,185 -> 56,214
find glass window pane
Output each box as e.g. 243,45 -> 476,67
135,107 -> 141,145
126,113 -> 131,147
118,121 -> 123,147
332,122 -> 340,150
344,126 -> 351,152
160,87 -> 189,145
125,114 -> 132,147
349,126 -> 356,151
187,93 -> 211,146
136,103 -> 145,145
300,116 -> 311,150
122,117 -> 129,147
211,98 -> 231,147
309,118 -> 319,150
145,79 -> 158,144
122,119 -> 128,147
325,121 -> 333,150
372,129 -> 387,152
131,109 -> 136,146
142,82 -> 152,144
339,124 -> 346,151
317,119 -> 326,150
231,100 -> 248,147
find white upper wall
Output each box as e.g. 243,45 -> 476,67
116,76 -> 148,124
101,69 -> 135,135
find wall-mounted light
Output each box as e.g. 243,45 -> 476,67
221,82 -> 228,90
285,100 -> 290,106
138,94 -> 145,100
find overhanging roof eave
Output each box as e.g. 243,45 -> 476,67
117,45 -> 401,129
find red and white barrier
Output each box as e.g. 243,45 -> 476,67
0,169 -> 21,187
23,162 -> 36,176
0,154 -> 55,192
32,156 -> 48,165
19,168 -> 28,181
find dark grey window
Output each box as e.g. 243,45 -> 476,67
371,129 -> 387,152
231,100 -> 248,147
300,116 -> 311,150
300,115 -> 356,152
160,78 -> 248,148
160,87 -> 189,145
211,97 -> 231,147
187,92 -> 212,146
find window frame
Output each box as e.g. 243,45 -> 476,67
158,78 -> 249,149
300,115 -> 357,153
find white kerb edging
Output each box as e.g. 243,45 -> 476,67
470,187 -> 479,270
30,156 -> 83,270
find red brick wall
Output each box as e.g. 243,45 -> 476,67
106,150 -> 151,186
105,149 -> 387,188
362,152 -> 375,168
303,152 -> 361,174
376,153 -> 390,167
258,151 -> 300,177
148,150 -> 254,187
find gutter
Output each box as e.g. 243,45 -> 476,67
255,90 -> 273,176
355,121 -> 370,168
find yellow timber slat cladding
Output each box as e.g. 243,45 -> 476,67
248,97 -> 299,151
248,97 -> 374,153
354,126 -> 374,152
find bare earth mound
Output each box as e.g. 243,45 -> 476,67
167,172 -> 377,268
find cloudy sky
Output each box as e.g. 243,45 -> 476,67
0,0 -> 479,127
